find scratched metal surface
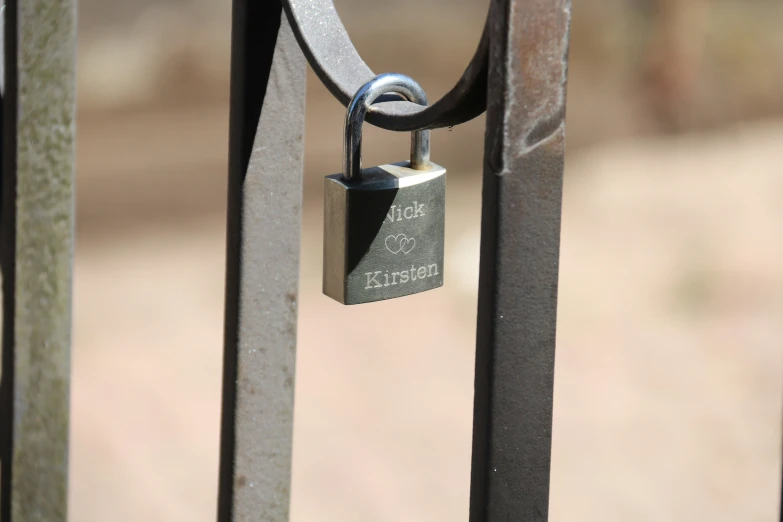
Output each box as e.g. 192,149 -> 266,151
0,0 -> 77,520
469,0 -> 571,521
217,3 -> 305,521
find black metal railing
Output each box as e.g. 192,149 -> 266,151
218,1 -> 570,521
0,1 -> 573,521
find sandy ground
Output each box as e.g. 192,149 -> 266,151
68,112 -> 783,521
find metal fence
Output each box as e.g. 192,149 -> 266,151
0,0 -> 578,520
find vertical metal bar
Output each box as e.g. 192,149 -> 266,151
217,1 -> 305,520
0,0 -> 77,520
469,0 -> 571,521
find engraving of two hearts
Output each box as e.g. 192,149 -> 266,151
385,233 -> 416,255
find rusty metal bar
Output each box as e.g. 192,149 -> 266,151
0,0 -> 77,520
469,0 -> 571,521
217,1 -> 305,520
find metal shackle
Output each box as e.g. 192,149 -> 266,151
343,73 -> 430,182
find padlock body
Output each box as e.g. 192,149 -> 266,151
324,161 -> 446,305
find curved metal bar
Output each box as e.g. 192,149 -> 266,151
343,73 -> 429,181
281,0 -> 489,131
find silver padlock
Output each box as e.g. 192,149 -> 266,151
323,73 -> 447,305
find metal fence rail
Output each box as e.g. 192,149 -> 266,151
0,0 -> 579,521
0,1 -> 77,521
217,4 -> 304,521
4,2 -> 781,522
218,0 -> 571,521
469,1 -> 570,520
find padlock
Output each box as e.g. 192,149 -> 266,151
323,73 -> 446,305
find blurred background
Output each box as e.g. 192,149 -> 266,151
72,1 -> 783,521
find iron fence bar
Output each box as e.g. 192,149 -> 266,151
281,0 -> 489,131
469,0 -> 571,521
0,0 -> 76,520
217,1 -> 305,520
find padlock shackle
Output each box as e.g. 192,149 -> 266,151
343,73 -> 430,182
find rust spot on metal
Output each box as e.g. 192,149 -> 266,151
506,0 -> 571,154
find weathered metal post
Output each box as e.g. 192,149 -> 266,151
0,0 -> 77,520
217,2 -> 305,521
469,0 -> 571,520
